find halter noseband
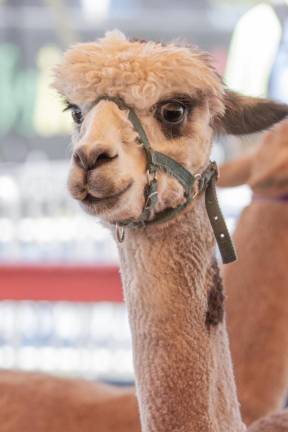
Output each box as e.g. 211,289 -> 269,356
96,96 -> 236,264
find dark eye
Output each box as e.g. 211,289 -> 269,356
71,106 -> 83,124
159,102 -> 186,124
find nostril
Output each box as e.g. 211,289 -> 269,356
73,150 -> 88,171
93,152 -> 117,169
73,152 -> 81,166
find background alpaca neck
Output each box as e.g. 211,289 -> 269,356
118,199 -> 245,432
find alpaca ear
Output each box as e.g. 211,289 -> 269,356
215,90 -> 288,135
217,153 -> 255,188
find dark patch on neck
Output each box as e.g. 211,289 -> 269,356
206,259 -> 225,328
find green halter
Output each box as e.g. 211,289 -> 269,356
96,96 -> 236,264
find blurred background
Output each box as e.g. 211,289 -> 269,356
0,0 -> 287,384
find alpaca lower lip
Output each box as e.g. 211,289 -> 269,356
82,182 -> 133,206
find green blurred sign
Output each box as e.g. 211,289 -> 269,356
0,43 -> 71,138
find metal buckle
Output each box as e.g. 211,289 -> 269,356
192,173 -> 202,200
211,160 -> 219,180
144,169 -> 158,211
146,169 -> 157,185
144,190 -> 158,210
115,224 -> 125,243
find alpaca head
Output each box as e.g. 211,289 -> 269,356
53,30 -> 288,224
218,120 -> 288,196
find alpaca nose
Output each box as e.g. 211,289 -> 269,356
73,146 -> 118,171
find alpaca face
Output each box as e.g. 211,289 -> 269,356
65,95 -> 217,222
54,31 -> 225,223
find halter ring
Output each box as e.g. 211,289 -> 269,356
144,191 -> 158,210
116,223 -> 125,243
146,169 -> 157,185
192,173 -> 202,200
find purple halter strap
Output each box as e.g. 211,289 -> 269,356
252,193 -> 288,203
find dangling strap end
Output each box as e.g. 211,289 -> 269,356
205,167 -> 237,265
216,233 -> 237,264
222,252 -> 237,265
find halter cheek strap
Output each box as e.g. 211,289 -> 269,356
96,96 -> 236,264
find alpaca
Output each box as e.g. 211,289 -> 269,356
218,119 -> 288,425
51,30 -> 288,431
1,30 -> 288,432
0,370 -> 140,432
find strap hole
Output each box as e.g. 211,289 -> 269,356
220,233 -> 225,239
214,216 -> 219,221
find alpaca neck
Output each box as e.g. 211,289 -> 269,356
118,198 -> 245,432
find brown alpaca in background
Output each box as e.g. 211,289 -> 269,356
0,370 -> 140,432
218,120 -> 288,425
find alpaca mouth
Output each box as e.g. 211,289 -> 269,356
81,182 -> 133,212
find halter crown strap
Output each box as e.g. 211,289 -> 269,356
95,96 -> 236,264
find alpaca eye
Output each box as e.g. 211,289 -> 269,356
71,107 -> 83,124
159,102 -> 185,124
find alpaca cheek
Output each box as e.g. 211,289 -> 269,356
122,191 -> 145,219
156,176 -> 185,212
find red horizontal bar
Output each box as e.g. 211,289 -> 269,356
0,265 -> 123,302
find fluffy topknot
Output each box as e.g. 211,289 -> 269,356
53,30 -> 225,115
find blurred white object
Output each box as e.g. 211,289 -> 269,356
0,301 -> 133,382
0,157 -> 118,264
225,3 -> 281,97
81,0 -> 111,21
